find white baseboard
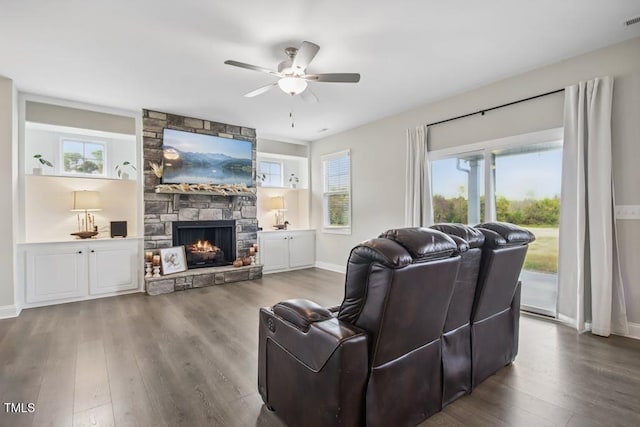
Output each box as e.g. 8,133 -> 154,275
315,261 -> 346,274
621,322 -> 640,340
556,314 -> 639,340
0,304 -> 21,319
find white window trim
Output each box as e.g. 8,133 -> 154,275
429,127 -> 563,222
322,149 -> 351,235
60,137 -> 108,178
258,159 -> 284,187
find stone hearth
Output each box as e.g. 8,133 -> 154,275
146,264 -> 263,296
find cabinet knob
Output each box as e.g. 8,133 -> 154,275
290,236 -> 294,239
77,251 -> 82,254
91,250 -> 95,253
284,237 -> 288,240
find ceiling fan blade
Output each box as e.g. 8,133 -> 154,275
243,83 -> 277,98
224,60 -> 280,76
292,41 -> 320,71
300,88 -> 319,104
303,73 -> 361,83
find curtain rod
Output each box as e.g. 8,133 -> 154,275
425,88 -> 564,127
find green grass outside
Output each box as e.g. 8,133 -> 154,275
521,226 -> 559,274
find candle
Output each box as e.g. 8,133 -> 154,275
253,243 -> 258,253
249,247 -> 255,256
152,255 -> 161,266
145,251 -> 153,262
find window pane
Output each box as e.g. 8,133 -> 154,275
327,193 -> 349,226
431,155 -> 484,224
326,156 -> 349,192
323,152 -> 351,230
493,141 -> 562,316
258,161 -> 282,187
63,140 -> 105,175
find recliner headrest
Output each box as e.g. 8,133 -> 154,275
351,238 -> 413,269
430,223 -> 485,249
379,227 -> 458,262
474,222 -> 536,248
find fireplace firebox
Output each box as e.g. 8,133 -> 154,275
172,220 -> 236,269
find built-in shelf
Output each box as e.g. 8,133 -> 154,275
257,186 -> 306,190
27,173 -> 136,182
154,189 -> 256,197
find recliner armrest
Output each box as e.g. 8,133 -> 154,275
260,306 -> 367,372
327,304 -> 341,313
273,299 -> 333,332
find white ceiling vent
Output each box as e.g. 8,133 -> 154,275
624,15 -> 640,26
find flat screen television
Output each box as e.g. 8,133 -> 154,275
161,128 -> 253,186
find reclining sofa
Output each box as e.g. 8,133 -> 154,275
258,222 -> 535,426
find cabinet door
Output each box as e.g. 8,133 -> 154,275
26,245 -> 87,303
288,231 -> 316,268
89,241 -> 139,295
259,233 -> 290,272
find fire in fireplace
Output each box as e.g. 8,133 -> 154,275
173,220 -> 235,269
187,239 -> 222,265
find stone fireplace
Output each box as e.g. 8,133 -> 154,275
142,109 -> 262,295
173,220 -> 235,269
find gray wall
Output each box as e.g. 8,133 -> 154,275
257,138 -> 308,157
0,76 -> 16,309
26,101 -> 136,135
310,36 -> 640,324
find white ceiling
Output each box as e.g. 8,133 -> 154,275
1,1 -> 639,142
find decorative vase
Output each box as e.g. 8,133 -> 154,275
233,259 -> 243,268
290,183 -> 297,189
33,167 -> 42,175
242,256 -> 251,266
121,172 -> 129,180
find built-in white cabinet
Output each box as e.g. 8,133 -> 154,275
258,230 -> 315,273
25,244 -> 87,303
22,238 -> 141,306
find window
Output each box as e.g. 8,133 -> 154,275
258,160 -> 283,187
432,154 -> 485,224
430,129 -> 563,317
62,139 -> 106,176
322,150 -> 351,234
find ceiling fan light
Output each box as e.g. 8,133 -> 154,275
278,77 -> 308,95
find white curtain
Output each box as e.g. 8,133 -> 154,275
404,125 -> 433,227
557,76 -> 628,337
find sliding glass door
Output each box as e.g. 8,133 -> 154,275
492,142 -> 562,316
430,130 -> 563,317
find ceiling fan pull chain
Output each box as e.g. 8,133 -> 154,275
290,110 -> 295,128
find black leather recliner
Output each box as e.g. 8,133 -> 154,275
258,228 -> 461,427
471,222 -> 536,387
429,223 -> 485,406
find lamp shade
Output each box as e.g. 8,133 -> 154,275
278,77 -> 308,95
72,190 -> 101,211
268,196 -> 285,210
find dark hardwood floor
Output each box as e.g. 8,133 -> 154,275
1,268 -> 638,427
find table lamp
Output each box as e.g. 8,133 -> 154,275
71,190 -> 101,238
269,196 -> 287,229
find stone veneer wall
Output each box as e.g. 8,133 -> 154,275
142,109 -> 257,257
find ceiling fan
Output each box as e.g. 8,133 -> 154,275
224,41 -> 360,103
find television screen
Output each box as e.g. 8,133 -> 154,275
161,128 -> 253,185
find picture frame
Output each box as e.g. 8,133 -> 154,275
159,246 -> 187,275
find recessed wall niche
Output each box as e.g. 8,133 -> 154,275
22,100 -> 139,242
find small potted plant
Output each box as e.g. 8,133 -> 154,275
33,154 -> 53,175
288,173 -> 299,189
256,173 -> 266,187
115,161 -> 136,179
